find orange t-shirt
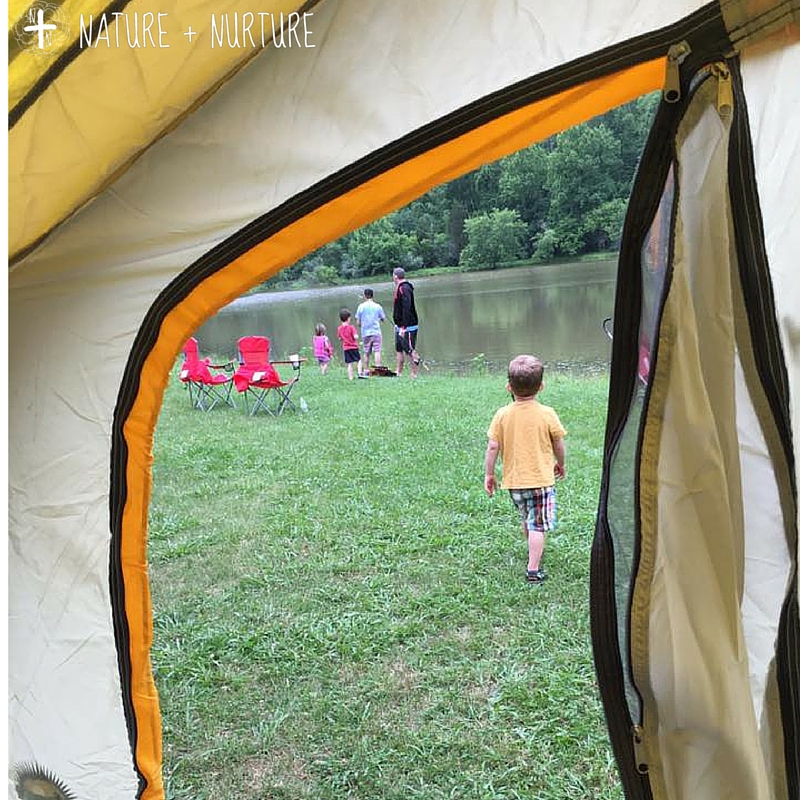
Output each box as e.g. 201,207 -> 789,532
487,399 -> 567,489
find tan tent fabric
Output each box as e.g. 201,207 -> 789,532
738,31 -> 800,798
9,0 -> 311,262
634,45 -> 797,798
8,1 -> 798,798
10,0 -> 699,300
635,76 -> 750,799
740,28 -> 800,588
10,3 -> 691,795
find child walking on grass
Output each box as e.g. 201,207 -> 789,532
484,354 -> 567,583
312,323 -> 334,374
336,308 -> 365,380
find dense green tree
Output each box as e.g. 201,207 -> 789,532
304,263 -> 342,286
271,239 -> 349,285
472,161 -> 504,213
545,123 -> 624,255
548,123 -> 622,218
266,95 -> 660,287
599,93 -> 660,192
393,188 -> 446,237
393,189 -> 455,267
583,198 -> 628,252
459,209 -> 527,270
497,146 -> 550,254
533,218 -> 584,259
531,228 -> 559,262
445,174 -> 482,215
348,217 -> 421,277
447,200 -> 468,259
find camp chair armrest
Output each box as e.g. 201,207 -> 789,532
271,356 -> 308,369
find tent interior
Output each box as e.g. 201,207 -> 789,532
8,1 -> 799,799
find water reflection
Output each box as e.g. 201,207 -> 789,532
196,260 -> 617,373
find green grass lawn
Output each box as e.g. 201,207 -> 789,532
149,362 -> 620,799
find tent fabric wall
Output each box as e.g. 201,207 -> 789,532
739,33 -> 800,798
8,0 -> 314,262
739,29 -> 800,788
7,1 -> 798,799
741,28 -> 800,566
591,26 -> 798,797
634,73 -> 788,799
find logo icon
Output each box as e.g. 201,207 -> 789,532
13,3 -> 71,58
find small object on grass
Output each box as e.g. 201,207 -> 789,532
368,366 -> 398,377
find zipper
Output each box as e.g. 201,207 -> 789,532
710,62 -> 733,117
108,457 -> 148,797
663,41 -> 691,103
632,725 -> 649,775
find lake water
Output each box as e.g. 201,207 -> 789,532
196,259 -> 617,374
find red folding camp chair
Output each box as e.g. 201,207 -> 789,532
233,336 -> 293,416
178,337 -> 236,411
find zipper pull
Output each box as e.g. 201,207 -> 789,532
632,724 -> 649,774
711,62 -> 733,117
664,41 -> 691,103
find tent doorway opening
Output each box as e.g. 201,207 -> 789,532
147,95 -> 658,798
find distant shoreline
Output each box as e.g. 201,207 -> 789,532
244,251 -> 620,300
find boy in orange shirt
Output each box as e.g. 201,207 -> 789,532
484,355 -> 567,583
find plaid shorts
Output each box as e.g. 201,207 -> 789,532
509,487 -> 557,533
362,334 -> 382,355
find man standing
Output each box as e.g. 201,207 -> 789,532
355,288 -> 387,372
392,267 -> 420,378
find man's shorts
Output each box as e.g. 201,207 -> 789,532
362,334 -> 382,355
395,327 -> 418,354
343,348 -> 361,364
509,487 -> 557,533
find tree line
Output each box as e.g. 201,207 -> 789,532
267,93 -> 659,288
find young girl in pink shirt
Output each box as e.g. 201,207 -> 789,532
312,323 -> 334,374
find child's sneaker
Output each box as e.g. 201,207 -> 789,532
526,569 -> 547,584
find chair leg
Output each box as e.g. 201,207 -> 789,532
196,384 -> 211,410
276,390 -> 296,415
224,382 -> 236,409
197,384 -> 216,411
204,383 -> 234,411
275,381 -> 299,415
248,388 -> 275,416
